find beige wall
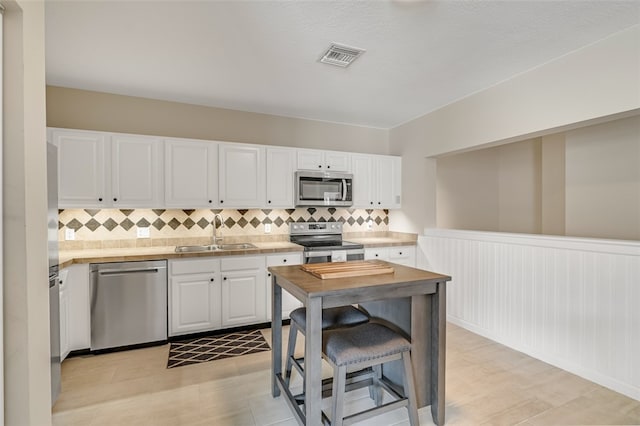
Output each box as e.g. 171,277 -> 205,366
389,25 -> 640,234
436,147 -> 500,231
436,139 -> 542,234
46,86 -> 390,155
497,140 -> 542,233
4,0 -> 51,424
541,134 -> 566,235
565,115 -> 640,240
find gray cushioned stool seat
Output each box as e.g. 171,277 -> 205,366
284,306 -> 369,391
289,305 -> 369,331
321,322 -> 419,426
322,322 -> 410,366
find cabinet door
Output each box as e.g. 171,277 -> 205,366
111,134 -> 163,207
52,129 -> 109,208
219,144 -> 265,207
165,139 -> 218,208
324,151 -> 350,172
220,256 -> 266,327
297,149 -> 325,170
266,253 -> 303,320
351,154 -> 374,208
266,148 -> 295,208
221,270 -> 266,327
170,273 -> 221,336
59,269 -> 70,361
375,156 -> 402,209
66,264 -> 90,351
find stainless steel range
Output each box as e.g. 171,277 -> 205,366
290,222 -> 364,264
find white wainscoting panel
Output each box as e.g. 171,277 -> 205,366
420,229 -> 640,400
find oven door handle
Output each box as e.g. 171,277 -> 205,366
303,249 -> 365,259
342,179 -> 347,201
304,251 -> 334,258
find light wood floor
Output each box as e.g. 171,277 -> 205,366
53,323 -> 640,425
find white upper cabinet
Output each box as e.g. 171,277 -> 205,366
219,143 -> 265,208
297,149 -> 350,172
266,147 -> 295,208
165,138 -> 218,208
351,154 -> 374,208
375,155 -> 402,209
111,134 -> 163,207
352,154 -> 402,209
51,127 -> 400,210
52,129 -> 109,208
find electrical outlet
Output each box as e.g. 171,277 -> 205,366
264,223 -> 272,234
137,227 -> 150,238
367,219 -> 373,231
65,228 -> 75,240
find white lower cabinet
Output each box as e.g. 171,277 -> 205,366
169,258 -> 221,336
364,245 -> 416,267
60,264 -> 91,361
220,256 -> 266,327
266,253 -> 303,320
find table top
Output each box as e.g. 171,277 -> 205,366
269,260 -> 451,305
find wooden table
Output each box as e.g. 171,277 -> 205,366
269,260 -> 451,425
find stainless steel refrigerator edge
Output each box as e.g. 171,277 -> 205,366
47,143 -> 61,405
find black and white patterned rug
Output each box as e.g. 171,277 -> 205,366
167,329 -> 271,368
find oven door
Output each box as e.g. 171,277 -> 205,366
303,249 -> 364,264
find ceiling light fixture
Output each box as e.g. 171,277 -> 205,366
319,43 -> 366,68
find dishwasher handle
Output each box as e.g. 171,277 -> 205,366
97,267 -> 163,276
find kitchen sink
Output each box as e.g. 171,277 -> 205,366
217,243 -> 257,250
174,244 -> 220,253
174,243 -> 257,253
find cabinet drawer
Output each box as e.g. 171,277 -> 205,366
170,258 -> 219,275
266,253 -> 302,266
387,246 -> 416,267
388,246 -> 416,259
220,256 -> 264,271
364,247 -> 389,261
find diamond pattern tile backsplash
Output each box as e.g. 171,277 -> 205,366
58,208 -> 389,242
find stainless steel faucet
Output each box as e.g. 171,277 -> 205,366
212,213 -> 224,245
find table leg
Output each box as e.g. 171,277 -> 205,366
305,297 -> 323,425
410,294 -> 430,407
271,276 -> 282,397
430,281 -> 446,425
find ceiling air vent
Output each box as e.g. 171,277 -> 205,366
319,43 -> 365,68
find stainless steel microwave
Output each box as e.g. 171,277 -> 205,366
295,171 -> 353,207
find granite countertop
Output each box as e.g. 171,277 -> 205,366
58,242 -> 304,268
58,236 -> 417,268
346,237 -> 417,248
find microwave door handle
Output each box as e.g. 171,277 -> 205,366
342,179 -> 347,201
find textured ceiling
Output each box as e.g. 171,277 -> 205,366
45,1 -> 640,129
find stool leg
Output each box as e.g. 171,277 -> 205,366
401,351 -> 419,426
368,364 -> 383,406
331,364 -> 347,426
284,322 -> 298,387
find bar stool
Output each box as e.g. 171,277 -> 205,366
322,322 -> 419,426
284,306 -> 369,390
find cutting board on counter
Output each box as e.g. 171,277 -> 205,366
300,261 -> 394,279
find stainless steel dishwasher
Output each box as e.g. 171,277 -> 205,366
90,260 -> 167,351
